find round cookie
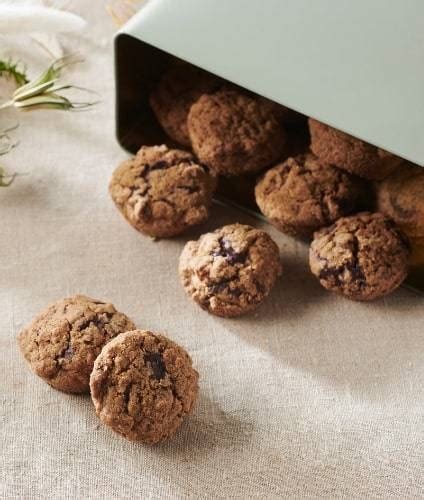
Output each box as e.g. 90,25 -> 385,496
109,145 -> 217,238
90,329 -> 198,443
255,154 -> 368,238
377,162 -> 424,241
309,118 -> 403,180
188,89 -> 287,176
309,212 -> 410,301
149,63 -> 222,146
18,295 -> 135,393
179,223 -> 282,317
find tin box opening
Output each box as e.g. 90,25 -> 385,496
115,33 -> 423,293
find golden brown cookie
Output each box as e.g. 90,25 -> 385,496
179,223 -> 282,317
109,145 -> 217,238
149,63 -> 222,146
377,163 -> 424,241
309,118 -> 403,180
18,295 -> 135,393
90,329 -> 199,444
188,90 -> 287,176
309,212 -> 410,301
255,154 -> 369,237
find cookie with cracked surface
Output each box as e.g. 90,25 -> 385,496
149,63 -> 222,146
188,89 -> 287,176
309,212 -> 410,301
309,118 -> 403,180
179,223 -> 282,317
18,295 -> 135,393
255,154 -> 369,238
109,145 -> 217,238
377,162 -> 424,241
90,329 -> 199,443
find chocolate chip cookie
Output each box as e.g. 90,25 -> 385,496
309,212 -> 410,300
377,162 -> 424,241
109,145 -> 217,238
149,63 -> 222,146
179,223 -> 282,317
255,154 -> 368,238
18,295 -> 135,393
90,329 -> 199,444
188,90 -> 287,176
309,118 -> 403,180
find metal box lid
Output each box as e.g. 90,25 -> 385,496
116,0 -> 424,166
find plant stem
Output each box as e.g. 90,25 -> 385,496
0,100 -> 14,110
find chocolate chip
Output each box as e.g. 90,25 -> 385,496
209,279 -> 242,297
348,236 -> 366,286
64,345 -> 73,358
144,352 -> 166,380
319,266 -> 343,286
346,262 -> 366,287
149,160 -> 169,171
210,282 -> 228,294
79,315 -> 109,332
212,237 -> 246,264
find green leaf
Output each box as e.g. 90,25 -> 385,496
13,54 -> 81,99
13,79 -> 57,102
14,93 -> 73,110
0,59 -> 28,87
7,55 -> 99,112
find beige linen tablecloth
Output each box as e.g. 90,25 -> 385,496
1,3 -> 423,499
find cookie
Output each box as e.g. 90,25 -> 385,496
309,118 -> 403,180
90,329 -> 198,443
109,145 -> 217,238
179,223 -> 282,317
377,162 -> 424,241
255,154 -> 369,238
149,63 -> 222,146
188,89 -> 287,176
18,295 -> 135,393
309,212 -> 410,301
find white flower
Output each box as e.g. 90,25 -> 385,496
0,0 -> 86,58
0,0 -> 86,34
